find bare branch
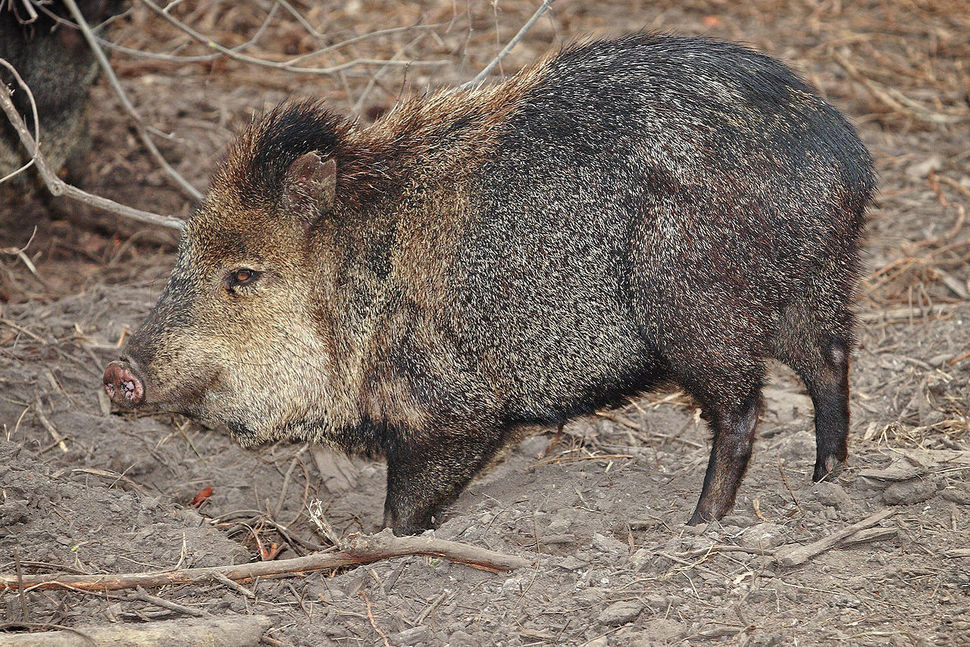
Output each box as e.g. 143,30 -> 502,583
275,0 -> 323,40
0,57 -> 38,184
89,15 -> 440,67
459,0 -> 556,90
352,32 -> 428,115
1,616 -> 272,647
140,0 -> 447,76
0,530 -> 533,592
0,74 -> 185,231
62,0 -> 205,202
773,508 -> 895,568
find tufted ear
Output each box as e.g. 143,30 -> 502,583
283,151 -> 337,219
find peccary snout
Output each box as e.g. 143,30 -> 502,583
103,360 -> 145,407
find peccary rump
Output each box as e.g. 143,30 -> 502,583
104,34 -> 875,534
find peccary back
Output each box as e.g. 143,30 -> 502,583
105,34 -> 875,534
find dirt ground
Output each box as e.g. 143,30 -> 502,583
1,1 -> 969,645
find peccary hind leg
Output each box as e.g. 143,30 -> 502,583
803,336 -> 850,481
688,386 -> 763,525
383,431 -> 503,535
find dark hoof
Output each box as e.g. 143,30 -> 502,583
687,507 -> 713,526
812,456 -> 846,482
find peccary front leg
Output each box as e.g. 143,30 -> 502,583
688,387 -> 762,525
383,430 -> 502,535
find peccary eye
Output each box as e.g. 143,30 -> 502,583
225,268 -> 260,290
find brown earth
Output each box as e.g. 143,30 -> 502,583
1,1 -> 968,645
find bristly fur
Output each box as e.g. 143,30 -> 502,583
216,99 -> 348,208
120,32 -> 876,535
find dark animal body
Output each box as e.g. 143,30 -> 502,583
0,1 -> 125,196
104,34 -> 875,534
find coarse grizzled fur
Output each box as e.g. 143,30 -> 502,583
109,33 -> 876,534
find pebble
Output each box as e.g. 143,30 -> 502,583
941,482 -> 970,505
882,478 -> 939,506
591,532 -> 627,555
720,513 -> 757,528
391,626 -> 430,646
597,600 -> 645,626
739,523 -> 787,550
813,481 -> 853,509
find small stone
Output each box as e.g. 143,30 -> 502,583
447,630 -> 476,646
720,514 -> 757,528
597,600 -> 644,626
882,478 -> 939,506
391,626 -> 430,646
629,548 -> 653,571
941,482 -> 970,505
591,532 -> 627,555
559,555 -> 586,571
813,481 -> 853,509
643,594 -> 669,611
739,523 -> 787,550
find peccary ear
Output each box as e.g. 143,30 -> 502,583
283,151 -> 337,219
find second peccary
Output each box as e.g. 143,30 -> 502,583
0,1 -> 125,195
104,34 -> 876,534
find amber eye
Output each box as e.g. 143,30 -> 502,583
225,268 -> 260,289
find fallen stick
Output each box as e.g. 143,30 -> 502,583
773,508 -> 895,568
0,530 -> 532,592
0,615 -> 271,647
0,73 -> 184,231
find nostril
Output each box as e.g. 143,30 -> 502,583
103,361 -> 145,407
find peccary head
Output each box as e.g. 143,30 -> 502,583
105,102 -> 354,447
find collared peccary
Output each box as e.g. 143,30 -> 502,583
104,34 -> 875,534
1,1 -> 124,195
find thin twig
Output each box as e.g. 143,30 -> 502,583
530,452 -> 634,469
14,548 -> 28,623
140,0 -> 446,76
0,530 -> 532,591
275,0 -> 322,40
360,591 -> 391,647
32,396 -> 67,453
286,23 -> 444,66
134,586 -> 206,617
459,0 -> 556,90
773,508 -> 895,568
0,58 -> 39,184
62,0 -> 204,202
211,571 -> 256,599
352,32 -> 426,115
777,459 -> 803,517
0,77 -> 184,230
